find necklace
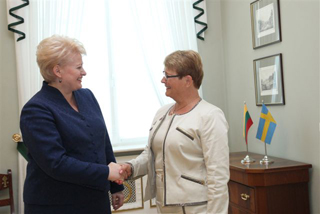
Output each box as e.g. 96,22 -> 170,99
170,98 -> 202,115
172,104 -> 189,114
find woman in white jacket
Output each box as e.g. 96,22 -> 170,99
121,50 -> 229,214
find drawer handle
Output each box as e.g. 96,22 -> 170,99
241,193 -> 250,201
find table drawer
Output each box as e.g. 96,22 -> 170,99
228,181 -> 255,212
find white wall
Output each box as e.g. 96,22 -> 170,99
199,0 -> 227,112
0,0 -> 20,213
199,0 -> 319,213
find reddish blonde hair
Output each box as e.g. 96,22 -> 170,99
164,50 -> 203,89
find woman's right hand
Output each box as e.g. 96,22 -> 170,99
108,162 -> 124,182
119,163 -> 132,179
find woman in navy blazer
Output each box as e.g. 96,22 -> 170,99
20,35 -> 124,214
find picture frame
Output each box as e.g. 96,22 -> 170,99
109,178 -> 144,212
150,198 -> 156,208
250,0 -> 281,49
253,53 -> 285,106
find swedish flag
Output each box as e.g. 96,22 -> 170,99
256,104 -> 277,144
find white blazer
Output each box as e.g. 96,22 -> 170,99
129,100 -> 230,213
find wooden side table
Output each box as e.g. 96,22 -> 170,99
228,152 -> 312,214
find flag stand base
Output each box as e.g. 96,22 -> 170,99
241,155 -> 255,164
260,155 -> 274,165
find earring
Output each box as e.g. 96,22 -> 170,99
58,79 -> 62,83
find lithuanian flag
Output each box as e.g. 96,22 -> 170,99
243,103 -> 253,144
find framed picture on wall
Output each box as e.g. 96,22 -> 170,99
109,178 -> 144,212
253,53 -> 285,105
250,0 -> 281,49
150,198 -> 156,208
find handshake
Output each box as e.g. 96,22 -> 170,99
108,162 -> 132,184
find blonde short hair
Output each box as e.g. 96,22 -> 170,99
36,35 -> 86,82
164,50 -> 203,89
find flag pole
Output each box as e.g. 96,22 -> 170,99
260,141 -> 274,164
241,137 -> 255,164
259,101 -> 274,165
241,101 -> 255,164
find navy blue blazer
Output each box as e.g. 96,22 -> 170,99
20,82 -> 123,205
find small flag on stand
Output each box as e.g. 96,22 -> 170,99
243,103 -> 253,144
256,104 -> 277,144
241,102 -> 255,164
12,133 -> 29,162
17,141 -> 29,162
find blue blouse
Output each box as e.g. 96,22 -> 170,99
20,81 -> 123,205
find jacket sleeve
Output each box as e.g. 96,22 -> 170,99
201,108 -> 230,214
128,145 -> 149,179
20,102 -> 111,191
127,106 -> 168,180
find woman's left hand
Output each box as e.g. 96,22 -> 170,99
111,191 -> 125,210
